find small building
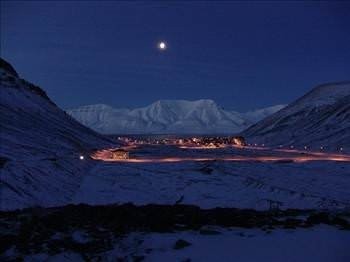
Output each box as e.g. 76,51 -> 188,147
231,136 -> 246,146
111,148 -> 129,160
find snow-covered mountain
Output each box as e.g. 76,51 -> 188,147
0,58 -> 115,210
67,101 -> 285,134
241,105 -> 286,123
242,82 -> 350,149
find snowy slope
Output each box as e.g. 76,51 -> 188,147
242,82 -> 350,150
0,58 -> 115,210
74,160 -> 350,210
67,101 -> 284,134
241,104 -> 285,123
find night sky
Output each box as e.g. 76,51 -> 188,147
1,1 -> 350,111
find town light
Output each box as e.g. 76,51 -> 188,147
79,155 -> 84,160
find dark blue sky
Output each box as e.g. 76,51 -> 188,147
2,1 -> 350,111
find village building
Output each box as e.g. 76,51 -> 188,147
231,136 -> 246,146
111,148 -> 129,160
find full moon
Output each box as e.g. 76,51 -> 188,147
158,42 -> 166,50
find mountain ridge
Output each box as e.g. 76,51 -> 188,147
67,100 -> 285,134
241,81 -> 350,149
0,57 -> 115,210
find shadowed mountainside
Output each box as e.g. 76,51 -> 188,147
0,58 -> 116,210
242,82 -> 350,150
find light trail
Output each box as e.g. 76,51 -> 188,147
275,148 -> 350,159
91,147 -> 350,163
178,145 -> 227,149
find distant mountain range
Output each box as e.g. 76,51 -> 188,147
67,101 -> 285,134
242,81 -> 350,150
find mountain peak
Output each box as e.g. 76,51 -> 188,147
71,104 -> 114,111
0,57 -> 54,103
293,81 -> 350,108
151,99 -> 217,106
0,57 -> 18,77
67,100 -> 283,134
242,82 -> 350,149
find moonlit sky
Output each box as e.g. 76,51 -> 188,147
1,1 -> 350,111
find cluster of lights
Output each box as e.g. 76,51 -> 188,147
270,145 -> 346,153
247,143 -> 265,147
117,135 -> 347,154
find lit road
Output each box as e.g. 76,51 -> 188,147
90,145 -> 350,163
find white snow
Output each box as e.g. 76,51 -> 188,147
72,158 -> 350,210
242,104 -> 285,123
67,100 -> 285,134
131,226 -> 350,262
0,65 -> 116,210
20,226 -> 350,262
243,82 -> 350,150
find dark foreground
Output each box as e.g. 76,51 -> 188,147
1,204 -> 349,260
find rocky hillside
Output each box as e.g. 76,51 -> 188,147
0,58 -> 115,210
242,82 -> 350,150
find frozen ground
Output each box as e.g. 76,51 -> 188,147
2,141 -> 350,211
73,145 -> 350,210
111,226 -> 350,262
16,226 -> 350,262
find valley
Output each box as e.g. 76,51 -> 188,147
1,57 -> 349,261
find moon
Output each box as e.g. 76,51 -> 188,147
158,41 -> 166,50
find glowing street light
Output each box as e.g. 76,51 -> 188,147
79,155 -> 84,160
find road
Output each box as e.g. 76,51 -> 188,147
90,144 -> 350,163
